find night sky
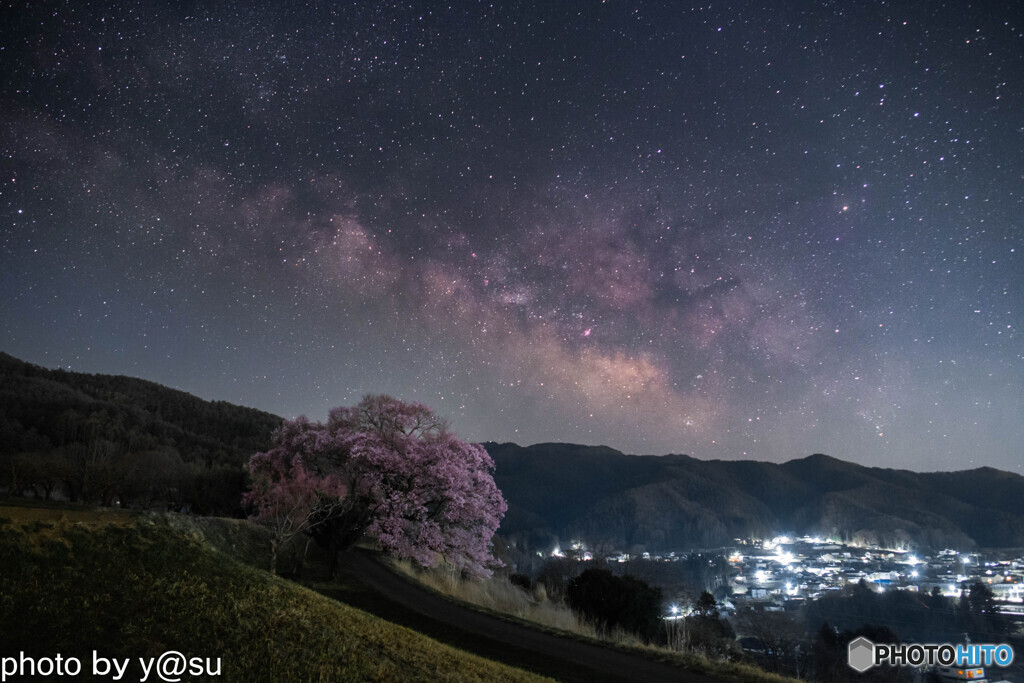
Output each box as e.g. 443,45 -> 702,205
2,2 -> 1022,472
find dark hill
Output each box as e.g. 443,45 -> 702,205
487,443 -> 1024,551
0,352 -> 282,514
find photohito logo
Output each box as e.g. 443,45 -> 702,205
847,637 -> 1014,672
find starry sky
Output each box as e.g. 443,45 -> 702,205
2,2 -> 1022,472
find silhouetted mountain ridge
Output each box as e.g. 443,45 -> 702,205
486,443 -> 1024,551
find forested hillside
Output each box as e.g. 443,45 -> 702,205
0,353 -> 281,514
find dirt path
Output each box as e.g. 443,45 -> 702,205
339,548 -> 725,683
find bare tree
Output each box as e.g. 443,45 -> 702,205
734,606 -> 805,675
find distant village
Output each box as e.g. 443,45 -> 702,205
728,535 -> 1023,610
551,535 -> 1024,616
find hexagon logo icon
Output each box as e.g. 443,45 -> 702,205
848,636 -> 875,673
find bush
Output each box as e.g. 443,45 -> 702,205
509,573 -> 532,590
567,568 -> 663,642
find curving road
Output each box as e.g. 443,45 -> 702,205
340,549 -> 726,683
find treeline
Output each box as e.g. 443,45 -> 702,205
0,352 -> 281,514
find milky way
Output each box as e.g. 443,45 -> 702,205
2,2 -> 1022,471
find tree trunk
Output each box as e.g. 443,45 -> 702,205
269,536 -> 280,574
289,537 -> 312,577
328,545 -> 341,581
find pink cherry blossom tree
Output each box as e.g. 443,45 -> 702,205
245,396 -> 507,577
244,416 -> 349,573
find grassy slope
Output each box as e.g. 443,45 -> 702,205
0,503 -> 549,683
